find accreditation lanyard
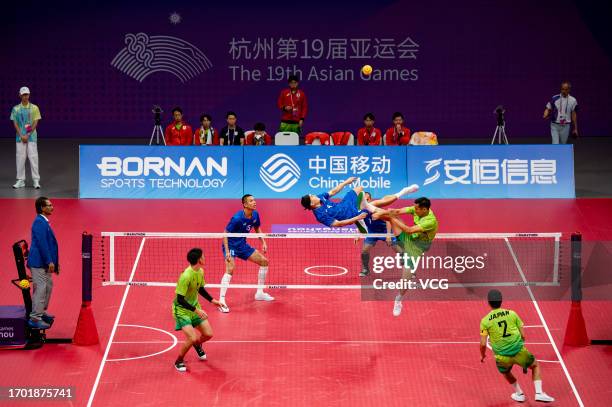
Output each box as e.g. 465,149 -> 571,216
558,96 -> 569,123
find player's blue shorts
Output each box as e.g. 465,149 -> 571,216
341,190 -> 361,217
222,243 -> 255,261
364,236 -> 399,246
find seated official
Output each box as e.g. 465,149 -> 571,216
165,107 -> 193,146
384,112 -> 411,145
357,113 -> 382,145
194,114 -> 219,145
245,123 -> 273,146
219,111 -> 245,146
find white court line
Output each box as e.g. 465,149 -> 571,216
505,238 -> 584,407
108,339 -> 553,345
304,265 -> 348,277
107,324 -> 178,362
87,237 -> 146,407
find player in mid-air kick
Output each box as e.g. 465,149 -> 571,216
356,191 -> 404,277
219,194 -> 273,313
373,197 -> 438,316
300,176 -> 419,231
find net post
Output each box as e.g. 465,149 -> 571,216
73,232 -> 99,345
109,234 -> 115,283
570,232 -> 582,302
82,233 -> 93,303
563,232 -> 589,346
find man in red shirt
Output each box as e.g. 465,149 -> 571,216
384,112 -> 411,145
194,113 -> 219,146
165,107 -> 193,146
357,113 -> 382,145
246,122 -> 273,146
277,75 -> 308,136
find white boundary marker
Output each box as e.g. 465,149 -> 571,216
87,237 -> 147,407
107,324 -> 178,362
304,265 -> 349,277
504,238 -> 584,407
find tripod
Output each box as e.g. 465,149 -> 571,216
491,124 -> 509,144
149,123 -> 166,145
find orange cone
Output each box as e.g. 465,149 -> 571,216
73,302 -> 99,346
563,301 -> 589,346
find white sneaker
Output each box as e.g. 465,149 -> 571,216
535,392 -> 554,402
254,292 -> 275,301
218,302 -> 230,313
33,181 -> 41,189
511,392 -> 526,402
393,300 -> 403,317
12,180 -> 25,189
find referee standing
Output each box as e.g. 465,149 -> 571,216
27,197 -> 59,329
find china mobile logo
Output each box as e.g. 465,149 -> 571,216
259,153 -> 301,192
111,33 -> 212,82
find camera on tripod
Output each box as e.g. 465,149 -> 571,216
152,105 -> 163,126
149,105 -> 166,145
491,105 -> 508,144
494,105 -> 505,126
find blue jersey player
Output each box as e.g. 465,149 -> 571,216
358,192 -> 404,276
219,194 -> 273,313
300,177 -> 419,231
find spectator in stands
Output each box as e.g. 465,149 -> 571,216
219,111 -> 245,146
194,114 -> 219,145
277,75 -> 308,136
543,81 -> 579,144
165,107 -> 193,146
357,113 -> 382,145
384,112 -> 411,145
11,86 -> 42,189
246,122 -> 273,146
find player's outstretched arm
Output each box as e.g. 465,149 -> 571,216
328,176 -> 357,197
480,335 -> 488,362
254,226 -> 267,253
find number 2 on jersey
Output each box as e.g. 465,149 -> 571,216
497,320 -> 511,337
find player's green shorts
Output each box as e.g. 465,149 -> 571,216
494,346 -> 535,373
172,303 -> 204,331
398,233 -> 432,269
279,122 -> 301,135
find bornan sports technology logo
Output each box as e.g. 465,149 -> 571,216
259,154 -> 301,192
111,33 -> 212,82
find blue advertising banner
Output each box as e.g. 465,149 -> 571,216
79,146 -> 243,198
406,145 -> 575,198
243,146 -> 407,198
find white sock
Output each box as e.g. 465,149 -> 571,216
220,273 -> 232,302
257,267 -> 268,295
534,379 -> 542,393
394,184 -> 419,198
512,381 -> 523,394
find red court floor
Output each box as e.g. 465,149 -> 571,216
1,198 -> 611,406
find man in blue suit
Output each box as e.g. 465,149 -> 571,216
27,197 -> 58,329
